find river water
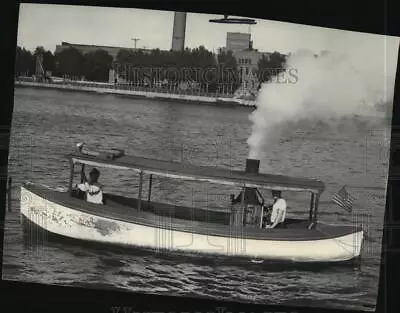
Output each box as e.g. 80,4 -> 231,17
2,87 -> 392,311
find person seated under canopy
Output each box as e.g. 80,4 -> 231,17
76,167 -> 104,205
231,187 -> 264,206
231,187 -> 265,227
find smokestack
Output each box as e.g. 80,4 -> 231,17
171,12 -> 187,51
245,158 -> 260,174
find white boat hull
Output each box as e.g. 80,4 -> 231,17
20,187 -> 363,263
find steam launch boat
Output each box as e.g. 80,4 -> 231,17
20,143 -> 364,263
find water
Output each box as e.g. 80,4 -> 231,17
2,87 -> 391,311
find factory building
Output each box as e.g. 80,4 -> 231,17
55,42 -> 155,61
221,32 -> 274,95
226,32 -> 251,53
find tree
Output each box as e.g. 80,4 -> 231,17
116,49 -> 134,65
83,49 -> 113,82
113,46 -> 224,89
257,51 -> 287,83
269,51 -> 287,68
34,46 -> 46,56
34,46 -> 56,74
216,49 -> 240,92
217,49 -> 237,69
43,51 -> 56,73
54,47 -> 85,78
15,46 -> 35,76
174,46 -> 216,84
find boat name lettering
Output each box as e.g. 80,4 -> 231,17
28,207 -> 47,221
51,210 -> 64,223
70,215 -> 95,227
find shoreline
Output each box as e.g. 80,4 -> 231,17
14,80 -> 257,108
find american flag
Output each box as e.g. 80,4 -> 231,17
332,186 -> 354,212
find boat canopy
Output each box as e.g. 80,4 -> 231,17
66,152 -> 325,194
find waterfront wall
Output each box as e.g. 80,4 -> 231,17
14,80 -> 257,107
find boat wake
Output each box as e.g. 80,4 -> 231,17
250,259 -> 264,264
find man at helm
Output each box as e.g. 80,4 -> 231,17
265,190 -> 287,228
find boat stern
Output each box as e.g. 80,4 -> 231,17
304,223 -> 365,262
353,229 -> 364,259
333,228 -> 364,261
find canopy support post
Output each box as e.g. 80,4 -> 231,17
241,185 -> 246,226
80,164 -> 85,183
308,192 -> 315,224
259,205 -> 264,228
68,159 -> 74,196
138,170 -> 143,211
147,174 -> 153,210
313,193 -> 320,224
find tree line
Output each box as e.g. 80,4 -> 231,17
115,46 -> 243,92
15,45 -> 113,82
115,46 -> 286,88
15,45 -> 286,87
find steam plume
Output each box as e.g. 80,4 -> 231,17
248,41 -> 399,160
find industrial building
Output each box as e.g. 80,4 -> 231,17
222,32 -> 275,94
57,12 -> 187,59
223,32 -> 272,69
226,32 -> 252,53
55,42 -> 155,60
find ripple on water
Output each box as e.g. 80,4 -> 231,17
115,270 -> 150,280
99,257 -> 125,267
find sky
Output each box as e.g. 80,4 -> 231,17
17,3 -> 400,69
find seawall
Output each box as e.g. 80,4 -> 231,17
14,80 -> 257,108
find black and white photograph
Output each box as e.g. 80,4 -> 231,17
2,3 -> 400,312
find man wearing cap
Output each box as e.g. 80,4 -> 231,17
77,168 -> 104,204
265,190 -> 287,228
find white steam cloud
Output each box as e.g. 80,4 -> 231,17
248,39 -> 399,160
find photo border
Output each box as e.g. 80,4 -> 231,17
1,1 -> 399,313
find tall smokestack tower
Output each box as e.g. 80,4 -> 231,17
171,12 -> 187,51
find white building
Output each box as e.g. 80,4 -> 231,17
223,32 -> 273,95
